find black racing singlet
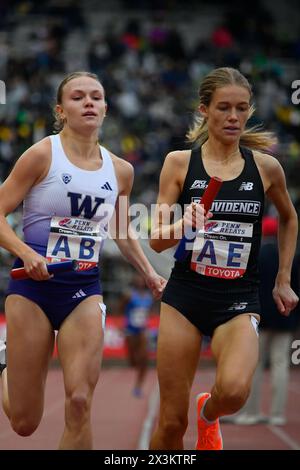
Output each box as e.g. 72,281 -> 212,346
171,146 -> 265,292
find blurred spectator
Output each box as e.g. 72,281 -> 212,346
212,23 -> 234,48
120,273 -> 153,397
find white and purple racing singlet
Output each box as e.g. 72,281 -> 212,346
22,134 -> 118,269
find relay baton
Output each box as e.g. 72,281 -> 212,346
11,260 -> 78,280
174,176 -> 223,262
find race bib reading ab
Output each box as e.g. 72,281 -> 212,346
46,216 -> 102,270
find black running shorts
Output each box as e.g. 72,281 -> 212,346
161,277 -> 261,337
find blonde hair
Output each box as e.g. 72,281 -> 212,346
53,71 -> 104,132
187,67 -> 277,151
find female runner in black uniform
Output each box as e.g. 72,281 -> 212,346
149,67 -> 298,450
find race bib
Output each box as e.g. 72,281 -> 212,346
46,216 -> 103,270
190,220 -> 253,280
129,308 -> 148,328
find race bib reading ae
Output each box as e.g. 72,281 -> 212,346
191,220 -> 253,280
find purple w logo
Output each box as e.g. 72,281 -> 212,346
67,192 -> 105,219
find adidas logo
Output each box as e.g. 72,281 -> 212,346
101,181 -> 112,191
72,289 -> 87,299
239,182 -> 253,191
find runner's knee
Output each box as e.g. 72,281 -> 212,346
66,391 -> 90,420
215,378 -> 250,413
11,414 -> 40,437
160,412 -> 188,437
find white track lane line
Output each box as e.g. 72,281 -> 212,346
137,380 -> 160,450
267,424 -> 300,450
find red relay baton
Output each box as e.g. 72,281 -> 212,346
11,260 -> 78,280
174,176 -> 223,262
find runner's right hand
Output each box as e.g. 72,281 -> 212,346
20,251 -> 53,281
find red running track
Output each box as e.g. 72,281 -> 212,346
0,365 -> 299,450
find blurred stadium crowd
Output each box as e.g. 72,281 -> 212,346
0,0 -> 300,310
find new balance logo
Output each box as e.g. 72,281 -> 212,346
239,182 -> 253,191
101,182 -> 112,191
72,289 -> 87,299
190,180 -> 207,189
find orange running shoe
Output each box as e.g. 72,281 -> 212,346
195,392 -> 223,450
